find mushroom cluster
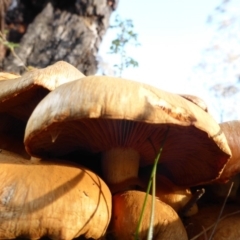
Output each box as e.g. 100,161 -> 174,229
0,62 -> 111,239
1,61 -> 238,240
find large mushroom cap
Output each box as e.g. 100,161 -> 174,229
0,149 -> 111,239
24,76 -> 231,187
0,61 -> 85,157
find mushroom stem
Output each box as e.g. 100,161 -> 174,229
101,147 -> 140,191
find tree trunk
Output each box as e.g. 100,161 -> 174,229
0,0 -> 118,75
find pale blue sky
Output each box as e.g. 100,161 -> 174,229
99,0 -> 223,119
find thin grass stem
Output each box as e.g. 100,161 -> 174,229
134,127 -> 169,240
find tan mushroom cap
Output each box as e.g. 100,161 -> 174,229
215,120 -> 240,183
24,76 -> 231,187
0,61 -> 85,157
0,149 -> 111,240
111,190 -> 188,240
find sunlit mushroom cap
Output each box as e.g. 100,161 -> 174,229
25,76 -> 231,186
0,61 -> 85,157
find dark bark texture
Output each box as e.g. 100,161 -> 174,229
0,0 -> 118,75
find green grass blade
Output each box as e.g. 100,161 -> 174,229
135,127 -> 169,240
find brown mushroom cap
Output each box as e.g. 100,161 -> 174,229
24,76 -> 231,187
111,190 -> 188,240
216,120 -> 240,182
0,61 -> 85,157
0,149 -> 111,239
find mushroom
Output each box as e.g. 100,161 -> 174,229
0,61 -> 85,157
0,149 -> 111,239
111,190 -> 188,240
24,76 -> 231,192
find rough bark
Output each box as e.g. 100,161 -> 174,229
1,0 -> 118,75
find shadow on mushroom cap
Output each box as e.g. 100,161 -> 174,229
24,75 -> 231,187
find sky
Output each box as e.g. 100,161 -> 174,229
98,0 -> 225,121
